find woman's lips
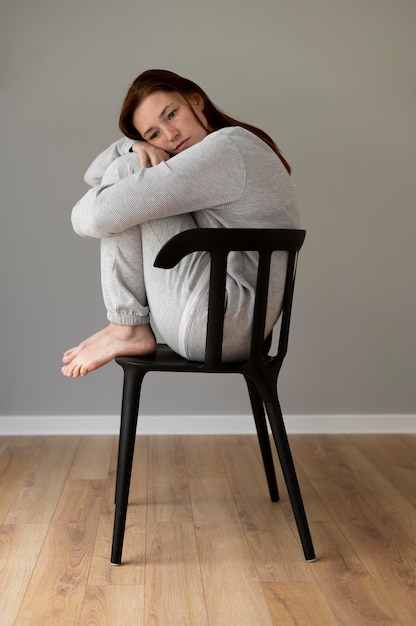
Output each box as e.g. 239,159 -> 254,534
175,138 -> 190,152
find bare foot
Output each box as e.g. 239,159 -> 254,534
62,327 -> 109,365
61,323 -> 156,378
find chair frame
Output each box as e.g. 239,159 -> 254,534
111,228 -> 315,565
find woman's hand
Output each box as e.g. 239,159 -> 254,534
131,142 -> 171,168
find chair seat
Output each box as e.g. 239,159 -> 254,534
116,345 -> 250,374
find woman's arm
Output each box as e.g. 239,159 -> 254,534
84,139 -> 172,186
84,138 -> 135,186
71,132 -> 246,238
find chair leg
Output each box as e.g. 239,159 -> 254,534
111,367 -> 145,566
245,378 -> 279,502
265,398 -> 315,562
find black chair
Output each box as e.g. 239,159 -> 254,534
111,228 -> 315,565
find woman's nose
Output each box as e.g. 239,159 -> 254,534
166,127 -> 179,141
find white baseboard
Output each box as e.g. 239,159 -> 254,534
1,414 -> 415,436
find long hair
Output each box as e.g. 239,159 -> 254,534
119,69 -> 291,174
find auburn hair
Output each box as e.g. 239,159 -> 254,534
119,69 -> 291,174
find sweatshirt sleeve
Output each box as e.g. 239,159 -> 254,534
84,137 -> 135,186
71,133 -> 246,238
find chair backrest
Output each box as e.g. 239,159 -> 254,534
154,228 -> 306,371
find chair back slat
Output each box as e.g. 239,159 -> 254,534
204,250 -> 228,368
249,250 -> 273,362
274,249 -> 299,372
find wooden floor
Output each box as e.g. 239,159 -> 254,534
1,433 -> 415,625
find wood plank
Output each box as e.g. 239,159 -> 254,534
316,576 -> 402,626
0,440 -> 43,523
263,581 -> 338,626
79,585 -> 144,626
184,435 -> 226,479
189,478 -> 240,525
311,443 -> 416,538
304,443 -> 416,623
218,435 -> 274,511
14,479 -> 105,626
266,435 -> 414,622
145,521 -> 209,625
13,524 -> 93,625
147,436 -> 193,523
309,521 -> 400,625
336,514 -> 416,624
0,524 -> 48,626
369,577 -> 416,625
196,520 -> 274,626
4,436 -> 80,524
7,436 -> 48,449
289,434 -> 348,479
0,437 -> 13,455
69,435 -> 114,480
52,479 -> 105,526
219,436 -> 315,581
348,434 -> 416,505
390,434 -> 416,464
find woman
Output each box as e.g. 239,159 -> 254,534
62,69 -> 299,378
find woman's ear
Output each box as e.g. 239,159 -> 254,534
189,92 -> 205,111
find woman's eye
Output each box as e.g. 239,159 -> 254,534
149,131 -> 159,140
168,109 -> 178,120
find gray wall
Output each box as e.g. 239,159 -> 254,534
1,0 -> 415,418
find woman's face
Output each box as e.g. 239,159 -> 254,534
132,90 -> 210,155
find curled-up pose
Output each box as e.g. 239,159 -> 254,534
62,69 -> 299,378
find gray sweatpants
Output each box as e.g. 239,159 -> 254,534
100,213 -> 211,358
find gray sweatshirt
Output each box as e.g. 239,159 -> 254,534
71,126 -> 299,237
